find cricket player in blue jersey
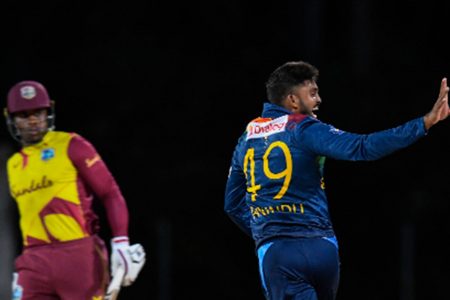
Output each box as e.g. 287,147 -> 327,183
224,61 -> 449,300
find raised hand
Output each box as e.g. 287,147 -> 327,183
424,77 -> 450,130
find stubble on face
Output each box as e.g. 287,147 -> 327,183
292,81 -> 320,117
14,109 -> 49,146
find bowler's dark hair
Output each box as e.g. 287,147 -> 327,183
265,61 -> 319,105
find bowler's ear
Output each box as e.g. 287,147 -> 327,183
284,94 -> 299,111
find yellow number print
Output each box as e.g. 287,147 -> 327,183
244,141 -> 293,201
244,148 -> 261,201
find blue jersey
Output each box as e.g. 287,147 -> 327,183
224,102 -> 427,248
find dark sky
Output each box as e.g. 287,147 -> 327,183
1,1 -> 450,299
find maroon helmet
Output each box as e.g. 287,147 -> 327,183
4,80 -> 55,142
7,80 -> 51,114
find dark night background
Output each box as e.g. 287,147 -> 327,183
1,1 -> 450,299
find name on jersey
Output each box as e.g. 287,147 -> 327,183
250,202 -> 304,219
246,115 -> 288,140
11,175 -> 53,198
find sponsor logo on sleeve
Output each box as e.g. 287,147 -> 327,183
329,127 -> 343,135
85,154 -> 101,168
246,116 -> 288,140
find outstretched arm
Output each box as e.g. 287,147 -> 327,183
424,78 -> 450,130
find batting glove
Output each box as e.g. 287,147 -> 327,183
12,272 -> 23,300
110,236 -> 146,286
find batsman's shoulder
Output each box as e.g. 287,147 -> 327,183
46,130 -> 76,143
67,131 -> 93,145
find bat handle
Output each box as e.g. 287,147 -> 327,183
105,266 -> 125,300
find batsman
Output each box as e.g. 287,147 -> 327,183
4,80 -> 146,300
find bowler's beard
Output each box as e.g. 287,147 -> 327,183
298,98 -> 314,116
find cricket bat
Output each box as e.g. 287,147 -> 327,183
105,266 -> 125,300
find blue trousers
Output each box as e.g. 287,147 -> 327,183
257,237 -> 340,300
